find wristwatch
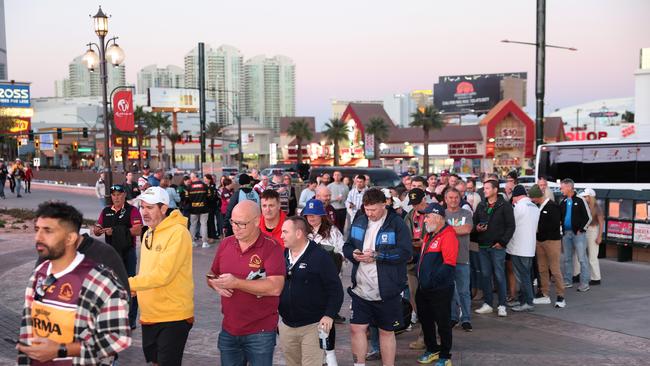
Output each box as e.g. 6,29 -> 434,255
57,344 -> 68,358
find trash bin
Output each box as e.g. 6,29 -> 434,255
616,244 -> 633,262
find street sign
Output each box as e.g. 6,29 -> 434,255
33,158 -> 40,167
229,143 -> 237,148
78,147 -> 93,153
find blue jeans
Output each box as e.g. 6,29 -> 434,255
562,231 -> 590,287
478,247 -> 507,307
15,179 -> 22,195
470,250 -> 481,290
511,255 -> 534,306
451,263 -> 471,323
124,247 -> 138,328
218,329 -> 276,366
369,326 -> 380,353
216,211 -> 224,237
0,178 -> 5,197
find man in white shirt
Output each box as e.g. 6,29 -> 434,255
328,171 -> 350,232
344,175 -> 368,237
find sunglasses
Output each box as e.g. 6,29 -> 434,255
35,274 -> 57,301
110,185 -> 125,193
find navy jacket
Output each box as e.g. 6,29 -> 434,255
560,193 -> 592,235
343,211 -> 412,300
279,241 -> 344,328
417,224 -> 458,292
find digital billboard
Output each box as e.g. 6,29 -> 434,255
148,87 -> 199,110
433,72 -> 526,113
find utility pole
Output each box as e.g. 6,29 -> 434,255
535,0 -> 546,149
198,42 -> 206,176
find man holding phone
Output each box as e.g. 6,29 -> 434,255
473,180 -> 515,317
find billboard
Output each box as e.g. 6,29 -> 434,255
0,82 -> 31,108
433,72 -> 526,113
113,90 -> 135,132
148,88 -> 199,110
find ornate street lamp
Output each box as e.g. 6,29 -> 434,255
84,6 -> 125,201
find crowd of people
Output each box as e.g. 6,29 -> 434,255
17,165 -> 606,366
0,158 -> 33,198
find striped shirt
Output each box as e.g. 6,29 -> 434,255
346,187 -> 367,219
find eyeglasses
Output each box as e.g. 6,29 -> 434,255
35,274 -> 57,301
230,219 -> 251,229
144,231 -> 154,250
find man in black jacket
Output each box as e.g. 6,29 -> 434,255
188,172 -> 210,248
472,180 -> 515,317
559,178 -> 592,292
279,216 -> 343,366
529,184 -> 566,308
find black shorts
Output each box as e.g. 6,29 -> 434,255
348,288 -> 403,331
142,319 -> 193,366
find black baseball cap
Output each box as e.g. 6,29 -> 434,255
419,202 -> 445,216
512,184 -> 527,197
408,188 -> 426,205
142,163 -> 150,169
110,184 -> 125,193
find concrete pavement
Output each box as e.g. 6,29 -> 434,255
1,182 -> 101,219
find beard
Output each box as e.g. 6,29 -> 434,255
35,241 -> 66,261
425,223 -> 438,233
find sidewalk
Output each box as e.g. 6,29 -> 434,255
1,232 -> 649,365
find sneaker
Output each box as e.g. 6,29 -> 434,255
333,313 -> 346,324
417,351 -> 440,364
450,319 -> 458,329
202,242 -> 210,248
512,303 -> 535,312
497,305 -> 507,317
577,284 -> 590,292
409,338 -> 426,350
555,296 -> 566,308
192,242 -> 200,248
533,296 -> 551,305
474,303 -> 493,314
411,311 -> 418,324
564,282 -> 573,288
589,280 -> 601,286
434,358 -> 452,366
461,322 -> 473,332
366,350 -> 381,361
506,299 -> 521,307
572,275 -> 580,283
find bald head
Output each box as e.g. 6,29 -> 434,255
315,185 -> 331,205
231,200 -> 261,242
232,200 -> 261,220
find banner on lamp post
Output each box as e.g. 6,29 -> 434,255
113,90 -> 135,132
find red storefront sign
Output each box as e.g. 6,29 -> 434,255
113,90 -> 134,132
448,143 -> 479,158
565,131 -> 608,141
607,220 -> 633,240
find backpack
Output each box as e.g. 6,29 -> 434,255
238,188 -> 260,205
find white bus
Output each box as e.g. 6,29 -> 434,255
535,139 -> 650,190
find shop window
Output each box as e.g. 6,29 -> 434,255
635,202 -> 650,221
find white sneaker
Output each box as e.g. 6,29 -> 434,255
497,305 -> 507,317
202,242 -> 210,248
411,311 -> 418,324
512,303 -> 535,312
474,303 -> 493,314
192,242 -> 200,248
533,296 -> 551,305
555,297 -> 566,308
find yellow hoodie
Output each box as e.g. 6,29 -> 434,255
129,210 -> 194,323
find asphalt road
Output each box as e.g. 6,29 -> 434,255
0,182 -> 102,219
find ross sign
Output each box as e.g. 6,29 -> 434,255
434,72 -> 526,113
33,158 -> 40,167
607,220 -> 633,241
448,143 -> 479,157
113,90 -> 134,132
0,82 -> 31,108
633,223 -> 650,244
148,88 -> 199,110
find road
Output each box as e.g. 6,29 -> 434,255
1,182 -> 102,219
1,185 -> 650,365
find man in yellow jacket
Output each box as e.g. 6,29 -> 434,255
130,186 -> 194,366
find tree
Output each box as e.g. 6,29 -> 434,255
286,119 -> 313,163
322,118 -> 350,166
206,122 -> 225,162
0,115 -> 15,160
133,106 -> 151,169
365,117 -> 390,163
410,106 -> 445,175
164,129 -> 183,168
146,112 -> 171,168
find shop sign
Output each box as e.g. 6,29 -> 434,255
565,131 -> 608,141
365,134 -> 375,159
0,82 -> 30,108
607,220 -> 633,240
448,143 -> 478,157
113,90 -> 135,132
494,158 -> 518,167
495,137 -> 524,148
7,118 -> 30,134
114,136 -> 135,145
633,223 -> 650,244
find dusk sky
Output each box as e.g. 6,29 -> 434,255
6,0 -> 649,127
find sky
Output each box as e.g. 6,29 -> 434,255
5,0 -> 650,127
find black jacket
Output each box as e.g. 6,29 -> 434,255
472,195 -> 515,248
187,180 -> 210,214
537,199 -> 562,241
560,193 -> 592,234
279,241 -> 344,328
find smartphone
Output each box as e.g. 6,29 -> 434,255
3,337 -> 29,347
205,274 -> 216,279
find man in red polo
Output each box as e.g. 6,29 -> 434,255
259,189 -> 287,247
208,200 -> 285,366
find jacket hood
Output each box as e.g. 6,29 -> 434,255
155,209 -> 188,232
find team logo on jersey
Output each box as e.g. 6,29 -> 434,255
33,308 -> 61,337
249,254 -> 262,269
58,283 -> 73,301
381,234 -> 388,243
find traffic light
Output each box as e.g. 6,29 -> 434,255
28,130 -> 34,141
56,128 -> 63,140
54,140 -> 59,149
73,141 -> 78,152
82,127 -> 88,138
35,139 -> 40,149
17,139 -> 21,146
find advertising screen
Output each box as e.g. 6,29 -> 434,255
433,72 -> 526,113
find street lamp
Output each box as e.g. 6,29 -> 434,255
84,6 -> 125,201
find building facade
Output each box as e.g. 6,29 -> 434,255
0,0 -> 7,80
137,64 -> 184,94
57,54 -> 126,98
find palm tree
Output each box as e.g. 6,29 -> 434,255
410,106 -> 445,175
322,118 -> 350,166
365,117 -> 390,162
146,112 -> 171,168
206,122 -> 225,162
164,129 -> 183,168
133,106 -> 151,169
286,119 -> 313,163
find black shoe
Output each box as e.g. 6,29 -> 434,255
572,275 -> 580,283
450,320 -> 458,329
333,313 -> 346,324
535,291 -> 544,298
17,194 -> 22,198
461,322 -> 473,332
365,350 -> 381,361
589,280 -> 601,286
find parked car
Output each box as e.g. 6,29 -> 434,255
308,167 -> 400,188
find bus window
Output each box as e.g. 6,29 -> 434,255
608,199 -> 633,220
635,202 -> 649,221
553,148 -> 583,182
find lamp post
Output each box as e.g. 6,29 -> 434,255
82,6 -> 125,201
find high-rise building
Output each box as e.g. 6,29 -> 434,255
0,0 -> 7,80
137,64 -> 184,94
66,54 -> 126,98
184,44 -> 243,125
243,55 -> 295,132
54,79 -> 71,98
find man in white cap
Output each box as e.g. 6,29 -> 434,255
129,187 -> 195,366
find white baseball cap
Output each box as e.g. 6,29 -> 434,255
578,188 -> 596,198
134,186 -> 169,206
